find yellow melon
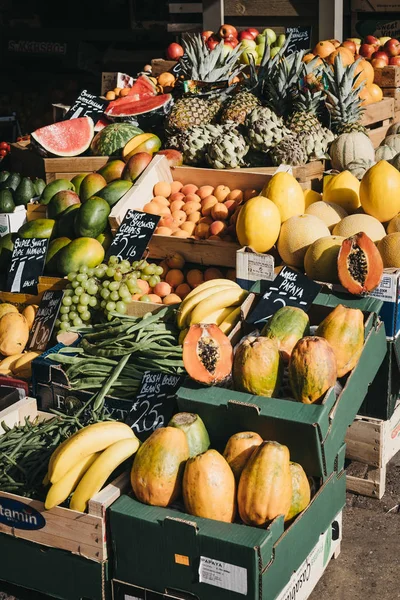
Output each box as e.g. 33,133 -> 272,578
377,233 -> 400,268
236,196 -> 281,253
277,214 -> 330,267
332,214 -> 386,242
387,213 -> 400,234
261,172 -> 305,222
0,303 -> 18,320
305,201 -> 348,231
304,189 -> 322,209
323,171 -> 361,213
304,236 -> 344,284
360,160 -> 400,223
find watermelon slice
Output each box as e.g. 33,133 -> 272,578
126,74 -> 157,99
31,117 -> 94,157
94,117 -> 112,132
105,94 -> 172,120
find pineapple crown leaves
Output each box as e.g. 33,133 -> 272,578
244,32 -> 292,96
261,49 -> 309,117
324,56 -> 366,125
180,33 -> 243,83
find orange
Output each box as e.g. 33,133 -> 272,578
359,86 -> 373,106
354,59 -> 374,88
303,53 -> 323,67
368,83 -> 383,103
326,47 -> 354,66
313,40 -> 336,58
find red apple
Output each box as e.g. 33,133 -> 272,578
218,24 -> 238,39
372,50 -> 389,64
207,36 -> 220,51
341,40 -> 356,54
166,43 -> 184,60
364,35 -> 380,47
384,38 -> 400,57
201,30 -> 214,42
239,30 -> 255,42
372,57 -> 389,69
247,27 -> 260,39
226,37 -> 239,48
359,43 -> 376,59
390,56 -> 400,66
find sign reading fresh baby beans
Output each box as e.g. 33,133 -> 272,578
6,237 -> 49,295
106,210 -> 160,262
29,290 -> 64,352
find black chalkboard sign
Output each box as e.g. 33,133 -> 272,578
170,54 -> 190,77
247,266 -> 322,326
29,290 -> 64,352
6,238 -> 49,295
106,209 -> 160,262
64,89 -> 109,122
285,26 -> 312,54
125,371 -> 184,440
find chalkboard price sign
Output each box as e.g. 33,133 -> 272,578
125,371 -> 184,440
106,210 -> 160,262
247,266 -> 322,326
29,290 -> 64,352
6,237 -> 49,295
285,26 -> 312,54
64,89 -> 109,122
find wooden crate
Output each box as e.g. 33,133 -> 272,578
0,397 -> 129,561
151,58 -> 177,76
225,0 -> 317,17
0,276 -> 66,306
363,97 -> 395,148
26,203 -> 47,221
345,400 -> 400,499
374,65 -> 400,89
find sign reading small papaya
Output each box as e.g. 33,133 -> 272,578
0,497 -> 45,530
6,237 -> 49,295
29,290 -> 64,352
106,210 -> 160,262
247,266 -> 322,326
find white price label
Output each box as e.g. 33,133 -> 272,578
199,556 -> 247,596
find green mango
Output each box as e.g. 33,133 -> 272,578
74,197 -> 110,238
40,179 -> 74,205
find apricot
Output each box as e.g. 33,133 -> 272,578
244,188 -> 258,201
175,283 -> 192,299
172,210 -> 187,225
147,294 -> 163,304
197,185 -> 214,200
230,208 -> 241,225
208,235 -> 221,240
210,220 -> 227,236
137,279 -> 150,294
158,260 -> 169,277
186,269 -> 204,289
120,88 -> 130,97
224,199 -> 237,215
170,192 -> 185,203
214,185 -> 230,202
155,226 -> 173,236
187,211 -> 201,223
172,229 -> 191,238
163,293 -> 182,305
106,91 -> 116,100
204,267 -> 223,281
152,195 -> 170,206
153,282 -> 172,298
166,252 -> 185,269
181,183 -> 198,195
211,202 -> 229,221
170,199 -> 185,213
143,201 -> 163,215
201,195 -> 218,216
166,269 -> 185,287
180,221 -> 196,235
194,222 -> 210,239
159,215 -> 176,229
227,189 -> 243,204
199,216 -> 213,225
183,201 -> 202,215
184,193 -> 201,204
170,180 -> 183,194
131,293 -> 142,301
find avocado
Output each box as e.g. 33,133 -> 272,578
14,177 -> 36,206
2,172 -> 21,192
0,189 -> 15,213
0,171 -> 10,183
33,178 -> 46,197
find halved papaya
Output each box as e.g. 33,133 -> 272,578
337,231 -> 383,295
183,324 -> 233,385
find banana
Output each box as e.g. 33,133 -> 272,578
219,306 -> 242,335
200,305 -> 237,326
182,279 -> 239,304
70,438 -> 140,513
49,422 -> 136,484
45,452 -> 100,510
177,284 -> 236,329
179,328 -> 188,345
47,437 -> 70,478
189,288 -> 248,326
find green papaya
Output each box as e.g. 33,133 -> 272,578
95,180 -> 132,207
57,237 -> 105,275
40,179 -> 74,205
19,219 -> 56,239
45,237 -> 71,274
56,204 -> 80,239
0,189 -> 15,213
14,177 -> 36,206
74,197 -> 110,238
0,171 -> 10,183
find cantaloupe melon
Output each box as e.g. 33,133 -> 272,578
332,214 -> 386,242
277,215 -> 330,267
387,214 -> 400,234
323,171 -> 361,213
304,236 -> 344,284
377,233 -> 400,268
305,201 -> 348,231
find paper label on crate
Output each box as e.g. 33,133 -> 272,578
0,498 -> 45,530
369,273 -> 398,302
6,237 -> 49,295
199,556 -> 247,595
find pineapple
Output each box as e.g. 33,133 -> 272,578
269,135 -> 308,166
245,107 -> 291,153
324,56 -> 367,135
180,33 -> 242,84
220,91 -> 261,125
206,128 -> 249,169
181,124 -> 224,166
166,97 -> 215,133
286,87 -> 324,134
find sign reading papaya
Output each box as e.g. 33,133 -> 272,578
0,498 -> 45,530
106,210 -> 160,262
29,290 -> 64,352
247,266 -> 322,326
6,237 -> 49,295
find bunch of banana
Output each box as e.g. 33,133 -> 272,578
177,279 -> 247,340
44,421 -> 140,513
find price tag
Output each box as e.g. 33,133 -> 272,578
6,237 -> 49,295
247,266 -> 322,326
125,371 -> 184,440
106,209 -> 160,262
64,89 -> 109,122
285,26 -> 312,54
29,290 -> 64,352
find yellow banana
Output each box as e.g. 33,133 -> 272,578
45,452 -> 100,510
219,306 -> 241,335
177,285 -> 236,329
49,422 -> 136,484
199,305 -> 237,326
179,328 -> 188,345
189,288 -> 248,326
182,278 -> 238,304
47,437 -> 70,478
70,438 -> 140,513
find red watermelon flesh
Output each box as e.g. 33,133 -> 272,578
94,117 -> 112,131
105,94 -> 172,118
126,74 -> 157,98
31,117 -> 94,157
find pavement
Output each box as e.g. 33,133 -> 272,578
0,454 -> 399,600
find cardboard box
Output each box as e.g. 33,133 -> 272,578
236,247 -> 275,291
101,72 -> 135,96
0,205 -> 26,236
352,0 -> 400,10
369,268 -> 400,338
110,463 -> 345,599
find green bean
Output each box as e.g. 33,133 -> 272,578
93,353 -> 132,411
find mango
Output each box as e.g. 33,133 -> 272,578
57,237 -> 105,275
156,149 -> 183,167
96,180 -> 132,207
97,228 -> 113,251
40,179 -> 74,205
74,197 -> 110,238
122,152 -> 152,182
97,160 -> 126,183
45,237 -> 72,274
47,190 -> 81,219
70,173 -> 88,196
122,134 -> 161,162
79,173 -> 107,203
19,219 -> 56,239
56,204 -> 80,239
